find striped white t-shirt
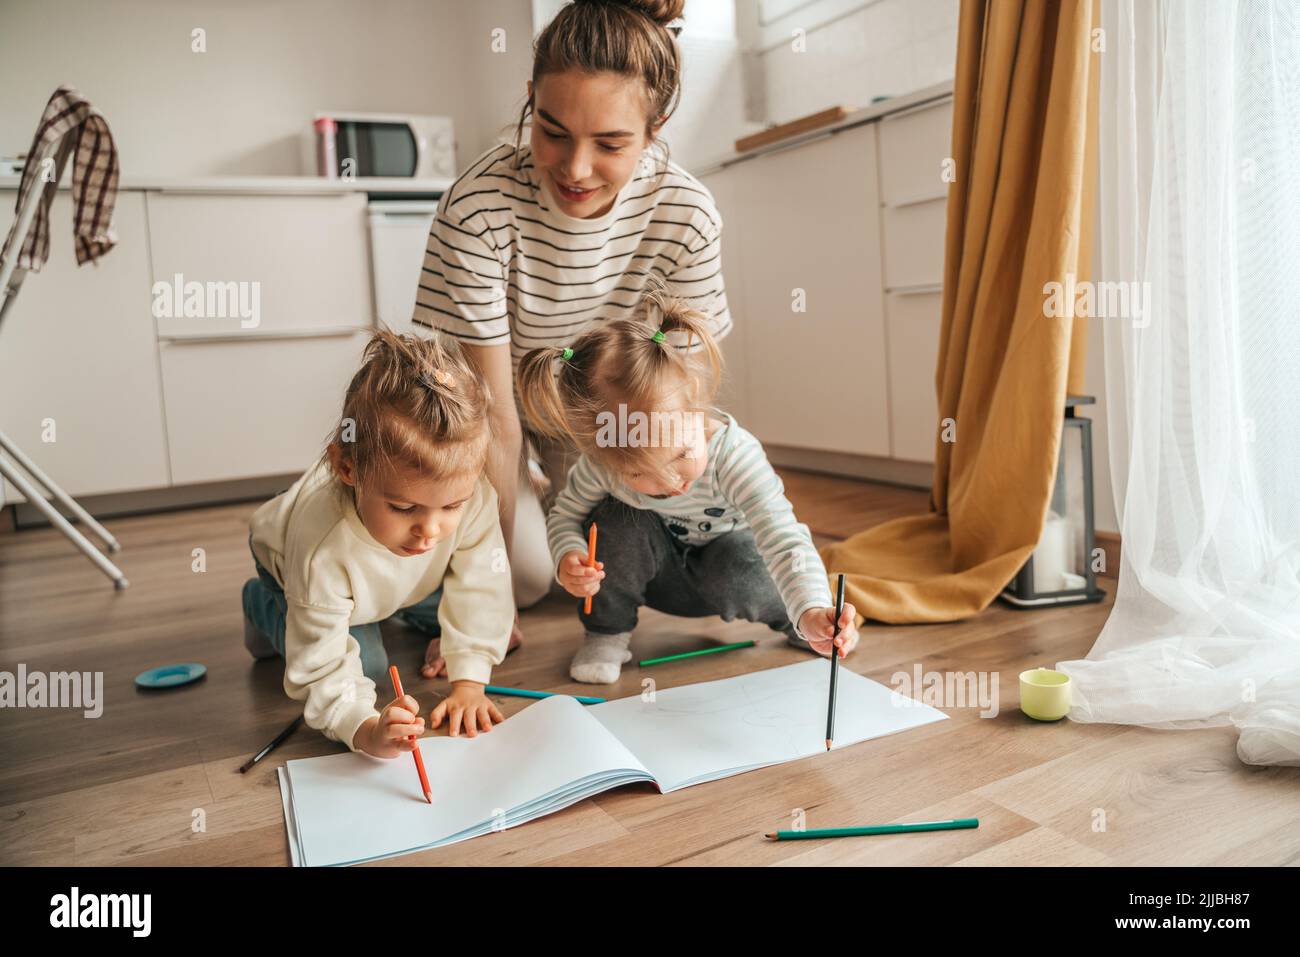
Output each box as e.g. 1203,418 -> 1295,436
410,142 -> 731,376
546,412 -> 834,635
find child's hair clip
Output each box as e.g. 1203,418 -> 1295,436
652,329 -> 666,343
420,369 -> 455,389
560,347 -> 574,361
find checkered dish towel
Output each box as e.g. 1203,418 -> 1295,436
2,85 -> 120,270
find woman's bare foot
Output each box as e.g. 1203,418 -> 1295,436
420,612 -> 525,678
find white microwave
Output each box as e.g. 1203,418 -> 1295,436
304,112 -> 456,179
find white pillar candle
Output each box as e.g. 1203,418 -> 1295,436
1032,511 -> 1070,593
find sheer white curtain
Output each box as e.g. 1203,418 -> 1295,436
1057,0 -> 1300,766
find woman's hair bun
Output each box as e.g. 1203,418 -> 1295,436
576,0 -> 685,27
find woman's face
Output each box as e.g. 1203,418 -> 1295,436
528,70 -> 655,219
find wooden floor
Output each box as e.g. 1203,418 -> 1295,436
2,469 -> 1297,867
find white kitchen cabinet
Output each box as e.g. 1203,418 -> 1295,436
885,289 -> 943,462
878,98 -> 952,463
146,190 -> 377,485
881,198 -> 947,291
720,124 -> 891,458
158,333 -> 368,485
878,99 -> 955,206
0,191 -> 170,503
691,88 -> 953,477
146,191 -> 373,339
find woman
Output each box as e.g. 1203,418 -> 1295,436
411,0 -> 732,666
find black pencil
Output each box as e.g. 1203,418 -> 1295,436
825,574 -> 845,751
239,714 -> 303,773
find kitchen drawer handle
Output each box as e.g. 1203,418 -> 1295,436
879,96 -> 953,123
887,283 -> 943,296
159,325 -> 370,344
884,191 -> 948,210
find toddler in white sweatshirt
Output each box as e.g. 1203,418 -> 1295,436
243,329 -> 514,757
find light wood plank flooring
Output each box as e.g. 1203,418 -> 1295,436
1,470 -> 1296,866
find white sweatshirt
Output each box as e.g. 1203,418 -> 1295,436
250,461 -> 514,750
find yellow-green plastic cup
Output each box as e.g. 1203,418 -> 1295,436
1019,667 -> 1071,721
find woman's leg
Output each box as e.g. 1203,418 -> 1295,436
510,462 -> 555,609
512,429 -> 583,608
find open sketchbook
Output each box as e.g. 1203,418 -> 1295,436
278,659 -> 947,866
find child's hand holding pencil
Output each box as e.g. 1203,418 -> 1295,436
352,694 -> 426,759
798,603 -> 859,659
558,548 -> 604,601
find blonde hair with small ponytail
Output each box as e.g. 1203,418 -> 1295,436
321,327 -> 493,498
516,283 -> 723,486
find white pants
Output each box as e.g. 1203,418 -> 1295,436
511,431 -> 580,609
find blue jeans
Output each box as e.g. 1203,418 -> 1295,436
242,537 -> 442,687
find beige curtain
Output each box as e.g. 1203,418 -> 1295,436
821,0 -> 1100,624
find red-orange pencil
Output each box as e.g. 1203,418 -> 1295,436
388,664 -> 431,804
584,522 -> 599,615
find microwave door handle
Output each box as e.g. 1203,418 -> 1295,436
411,127 -> 424,173
341,125 -> 358,176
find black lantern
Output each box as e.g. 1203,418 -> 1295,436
1001,395 -> 1106,608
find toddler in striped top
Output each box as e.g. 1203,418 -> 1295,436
516,288 -> 859,684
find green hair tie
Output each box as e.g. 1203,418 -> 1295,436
560,347 -> 574,361
652,329 -> 666,343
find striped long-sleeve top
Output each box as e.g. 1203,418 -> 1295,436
546,412 -> 834,636
410,141 -> 731,380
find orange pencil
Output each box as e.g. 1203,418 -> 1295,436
388,664 -> 431,804
584,522 -> 599,615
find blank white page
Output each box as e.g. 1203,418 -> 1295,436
284,694 -> 648,866
588,660 -> 947,791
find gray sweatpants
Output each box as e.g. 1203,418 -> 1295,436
579,496 -> 798,640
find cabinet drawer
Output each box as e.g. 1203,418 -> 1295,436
881,197 -> 946,291
147,192 -> 373,339
886,290 -> 943,463
878,98 -> 954,205
158,333 -> 368,485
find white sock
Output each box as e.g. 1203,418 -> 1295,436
570,631 -> 633,684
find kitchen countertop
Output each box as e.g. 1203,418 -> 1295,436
695,79 -> 954,176
2,81 -> 953,195
0,174 -> 453,195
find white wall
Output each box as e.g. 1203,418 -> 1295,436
667,1 -> 760,171
748,0 -> 958,125
0,0 -> 534,177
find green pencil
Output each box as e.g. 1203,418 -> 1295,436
638,640 -> 756,667
483,685 -> 605,705
765,818 -> 979,840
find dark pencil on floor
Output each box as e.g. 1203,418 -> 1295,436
825,573 -> 845,751
239,714 -> 303,773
